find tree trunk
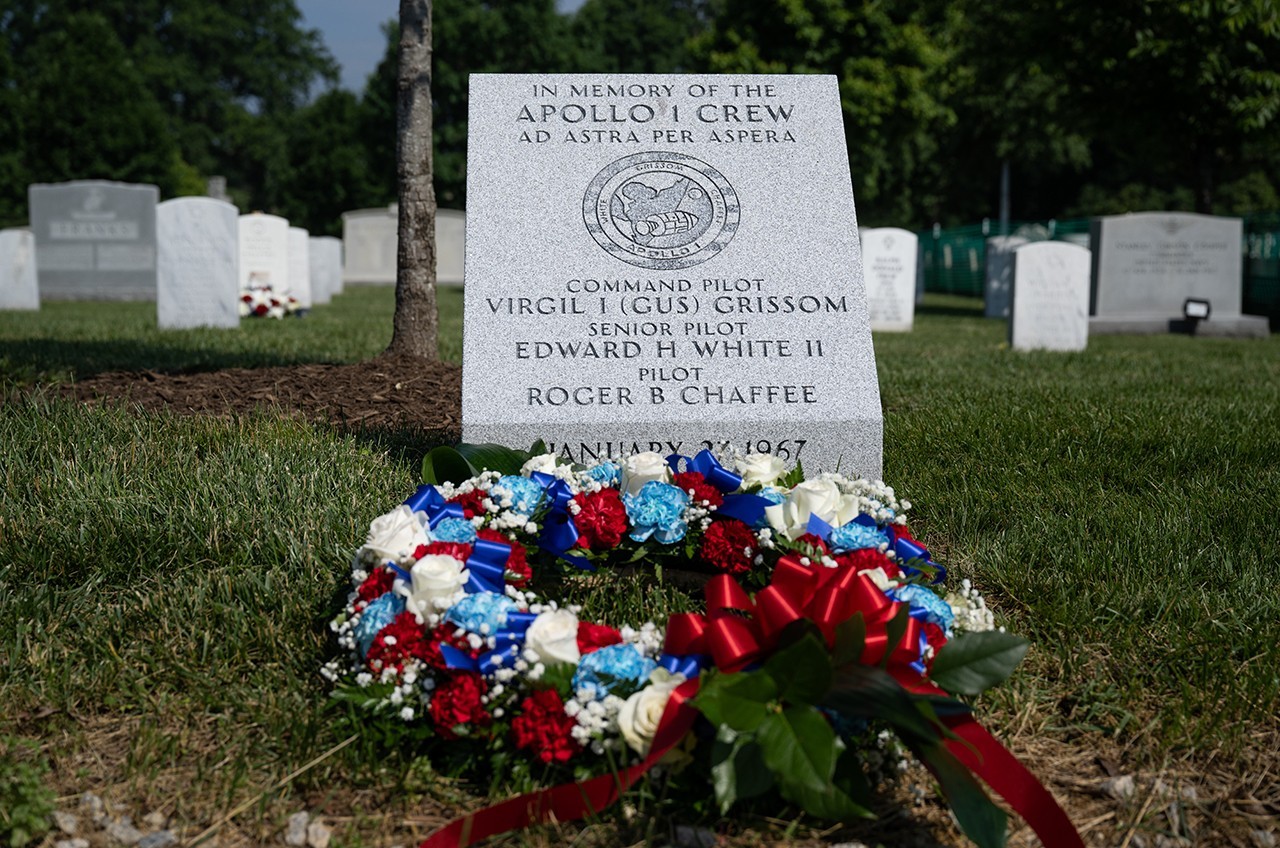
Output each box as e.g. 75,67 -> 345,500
386,0 -> 439,359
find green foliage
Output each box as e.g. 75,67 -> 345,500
694,627 -> 1003,838
928,632 -> 1030,697
0,737 -> 55,848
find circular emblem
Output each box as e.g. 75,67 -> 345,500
583,152 -> 739,270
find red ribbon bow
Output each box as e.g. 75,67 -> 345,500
419,558 -> 1083,848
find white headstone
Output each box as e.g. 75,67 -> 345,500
342,205 -> 398,284
0,229 -> 39,310
1090,212 -> 1255,328
984,235 -> 1028,318
1010,242 -> 1090,352
28,180 -> 159,300
860,227 -> 918,332
287,226 -> 312,308
156,197 -> 239,329
437,208 -> 466,286
238,213 -> 289,296
308,236 -> 343,304
460,73 -> 882,476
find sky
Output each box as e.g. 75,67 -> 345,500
297,0 -> 586,94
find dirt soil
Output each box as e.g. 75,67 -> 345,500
62,354 -> 464,438
48,358 -> 1280,847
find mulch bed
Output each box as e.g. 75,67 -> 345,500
61,354 -> 463,437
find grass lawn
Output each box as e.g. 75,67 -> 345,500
1,288 -> 1276,846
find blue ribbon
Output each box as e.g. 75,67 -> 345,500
666,449 -> 743,493
463,538 -> 514,594
718,493 -> 774,526
440,625 -> 532,675
528,471 -> 591,570
403,485 -> 466,530
806,512 -> 835,540
893,532 -> 947,583
657,652 -> 707,679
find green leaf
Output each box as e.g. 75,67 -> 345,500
456,442 -> 532,476
930,631 -> 1031,696
821,664 -> 950,746
756,706 -> 838,794
912,740 -> 1008,848
421,445 -> 474,485
833,614 -> 866,668
528,438 -> 548,456
783,766 -> 876,822
764,630 -> 833,705
777,462 -> 806,489
709,726 -> 774,815
694,669 -> 778,732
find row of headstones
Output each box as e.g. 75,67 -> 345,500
862,226 -> 1083,350
0,181 -> 343,329
984,211 -> 1267,345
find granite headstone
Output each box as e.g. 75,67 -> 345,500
437,208 -> 466,286
308,236 -> 343,304
461,74 -> 882,476
287,226 -> 312,307
29,180 -> 159,300
984,235 -> 1027,318
1090,212 -> 1266,337
238,213 -> 289,295
156,197 -> 239,329
0,228 -> 39,310
1010,241 -> 1090,352
341,205 -> 397,284
860,227 -> 918,332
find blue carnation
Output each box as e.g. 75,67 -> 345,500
572,643 -> 657,700
584,461 -> 621,487
829,522 -> 889,553
623,481 -> 690,544
355,593 -> 405,657
495,475 -> 545,515
433,516 -> 478,544
445,591 -> 518,635
890,584 -> 955,633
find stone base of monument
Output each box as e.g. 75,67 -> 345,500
1089,314 -> 1270,339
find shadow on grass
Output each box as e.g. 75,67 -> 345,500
339,421 -> 459,478
916,299 -> 986,318
0,337 -> 317,382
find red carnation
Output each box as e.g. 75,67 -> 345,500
428,672 -> 490,738
366,611 -> 434,673
673,471 -> 724,508
355,566 -> 397,608
576,621 -> 624,655
698,517 -> 757,574
573,488 -> 629,550
511,689 -> 581,764
254,304 -> 268,316
414,541 -> 473,562
476,528 -> 532,587
448,489 -> 490,519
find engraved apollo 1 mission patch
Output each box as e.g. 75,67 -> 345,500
582,151 -> 739,270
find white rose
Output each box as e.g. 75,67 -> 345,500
735,453 -> 786,488
765,478 -> 855,541
620,451 -> 671,495
618,673 -> 685,757
520,453 -> 559,476
407,554 -> 468,615
363,505 -> 430,563
524,609 -> 581,666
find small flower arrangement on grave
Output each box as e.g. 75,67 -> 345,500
324,445 -> 1081,848
239,282 -> 301,319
